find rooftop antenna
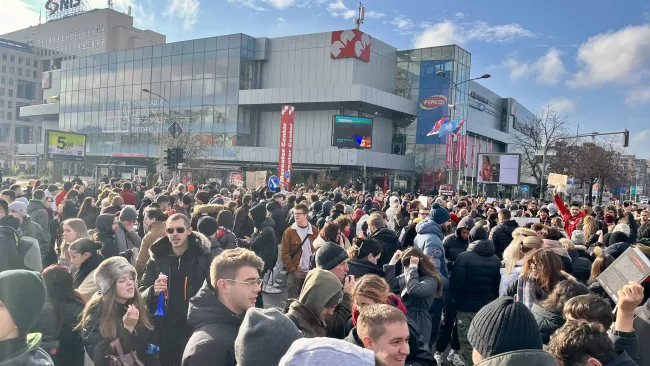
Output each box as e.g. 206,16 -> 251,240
39,10 -> 41,24
128,5 -> 131,15
108,0 -> 113,9
354,3 -> 365,30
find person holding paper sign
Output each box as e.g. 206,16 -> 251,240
553,186 -> 586,240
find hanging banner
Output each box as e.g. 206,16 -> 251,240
278,105 -> 295,190
462,134 -> 468,168
471,135 -> 476,170
454,134 -> 462,169
445,134 -> 452,167
490,140 -> 493,152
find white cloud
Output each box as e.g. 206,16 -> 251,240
412,19 -> 535,48
391,15 -> 414,35
164,0 -> 200,30
327,0 -> 356,19
502,48 -> 565,85
568,25 -> 650,88
263,0 -> 295,9
544,98 -> 576,114
625,87 -> 650,106
454,12 -> 465,19
0,0 -> 41,35
276,17 -> 286,22
227,0 -> 266,11
365,10 -> 384,19
629,128 -> 650,158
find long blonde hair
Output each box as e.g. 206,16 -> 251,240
62,218 -> 90,242
582,216 -> 598,240
503,228 -> 543,275
76,274 -> 153,340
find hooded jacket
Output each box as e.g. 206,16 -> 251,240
450,226 -> 501,312
442,216 -> 475,268
233,203 -> 254,239
369,227 -> 400,268
139,232 -> 213,342
181,281 -> 244,366
531,304 -> 565,344
114,221 -> 142,259
267,200 -> 288,242
190,204 -> 224,231
286,269 -> 344,338
94,214 -> 121,259
474,349 -> 559,366
250,216 -> 278,272
413,219 -> 448,278
568,248 -> 592,284
307,202 -> 322,227
0,333 -> 54,366
26,199 -> 50,235
20,215 -> 51,264
347,259 -> 384,279
489,219 -> 519,259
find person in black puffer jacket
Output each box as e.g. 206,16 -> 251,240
215,210 -> 238,250
488,209 -> 519,259
562,233 -> 592,284
347,237 -> 384,279
368,215 -> 400,268
450,225 -> 502,364
266,195 -> 288,243
308,201 -> 323,227
246,204 -> 278,297
442,216 -> 474,272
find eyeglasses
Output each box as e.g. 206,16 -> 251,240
226,278 -> 264,288
166,227 -> 186,234
293,212 -> 307,216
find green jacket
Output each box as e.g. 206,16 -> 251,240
0,333 -> 54,366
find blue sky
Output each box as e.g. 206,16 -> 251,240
4,0 -> 650,158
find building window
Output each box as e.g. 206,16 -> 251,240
0,76 -> 3,84
33,71 -> 37,79
6,112 -> 11,120
18,57 -> 22,64
0,112 -> 3,119
17,69 -> 21,76
8,67 -> 13,74
17,80 -> 36,100
1,54 -> 5,61
0,65 -> 4,73
10,55 -> 14,62
8,78 -> 12,86
7,101 -> 11,108
101,40 -> 105,46
0,99 -> 3,107
0,123 -> 9,141
102,26 -> 105,32
8,89 -> 12,97
33,60 -> 38,68
26,58 -> 30,66
0,88 -> 3,96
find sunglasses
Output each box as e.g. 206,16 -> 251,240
166,227 -> 186,234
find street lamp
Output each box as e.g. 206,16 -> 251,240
142,87 -> 169,176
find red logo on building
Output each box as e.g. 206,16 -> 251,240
420,95 -> 447,110
330,29 -> 371,62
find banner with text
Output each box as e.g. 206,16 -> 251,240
279,105 -> 295,190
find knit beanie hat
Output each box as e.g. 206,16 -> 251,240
352,208 -> 365,223
280,338 -> 376,366
0,270 -> 46,336
609,231 -> 629,246
249,204 -> 267,229
119,206 -> 138,221
571,230 -> 586,245
468,296 -> 542,358
469,225 -> 488,242
613,224 -> 631,237
315,241 -> 349,270
94,256 -> 137,294
8,201 -> 27,217
63,181 -> 73,191
547,203 -> 559,216
217,210 -> 235,230
197,216 -> 219,237
235,308 -> 302,366
430,202 -> 451,225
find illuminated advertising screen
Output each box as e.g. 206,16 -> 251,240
416,60 -> 452,144
46,130 -> 87,162
331,115 -> 373,149
476,153 -> 521,185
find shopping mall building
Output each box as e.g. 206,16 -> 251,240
12,9 -> 535,191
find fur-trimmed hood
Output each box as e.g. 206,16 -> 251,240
149,231 -> 212,258
192,204 -> 224,216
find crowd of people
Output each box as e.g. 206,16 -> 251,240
2,177 -> 650,366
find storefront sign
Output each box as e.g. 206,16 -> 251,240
330,29 -> 371,62
45,0 -> 86,21
469,90 -> 490,104
417,60 -> 452,144
278,105 -> 295,190
469,100 -> 485,111
420,95 -> 447,110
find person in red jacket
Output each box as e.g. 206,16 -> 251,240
55,181 -> 73,208
121,182 -> 137,206
553,186 -> 586,239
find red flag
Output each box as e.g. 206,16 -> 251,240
462,135 -> 468,168
454,134 -> 462,169
471,135 -> 476,169
445,134 -> 452,167
489,140 -> 493,153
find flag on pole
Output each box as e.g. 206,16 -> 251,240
445,134 -> 452,167
426,117 -> 447,136
454,134 -> 462,170
462,134 -> 468,168
489,140 -> 493,152
454,119 -> 466,135
471,135 -> 476,169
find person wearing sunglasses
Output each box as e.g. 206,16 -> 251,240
140,213 -> 214,366
183,248 -> 265,366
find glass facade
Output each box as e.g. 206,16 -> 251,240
395,45 -> 471,189
59,34 -> 257,157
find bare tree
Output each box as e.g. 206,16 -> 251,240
509,107 -> 571,190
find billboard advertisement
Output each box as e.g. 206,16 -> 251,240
416,60 -> 452,144
331,115 -> 373,148
278,105 -> 295,190
330,29 -> 371,62
46,130 -> 86,162
476,153 -> 521,185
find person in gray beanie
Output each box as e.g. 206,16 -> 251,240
279,337 -> 378,366
235,308 -> 302,366
467,296 -> 558,365
114,207 -> 141,265
0,269 -> 53,365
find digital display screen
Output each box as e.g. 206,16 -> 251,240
476,153 -> 521,185
332,115 -> 373,149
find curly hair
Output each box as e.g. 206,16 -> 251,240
547,321 -> 617,366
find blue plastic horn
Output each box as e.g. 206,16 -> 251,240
154,292 -> 165,316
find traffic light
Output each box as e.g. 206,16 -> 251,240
175,147 -> 184,166
623,129 -> 629,148
165,148 -> 176,170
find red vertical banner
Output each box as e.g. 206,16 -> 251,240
462,135 -> 468,168
383,173 -> 388,193
445,134 -> 452,167
454,134 -> 462,169
471,135 -> 476,170
278,105 -> 295,190
489,140 -> 493,152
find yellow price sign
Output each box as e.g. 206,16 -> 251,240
46,130 -> 86,162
